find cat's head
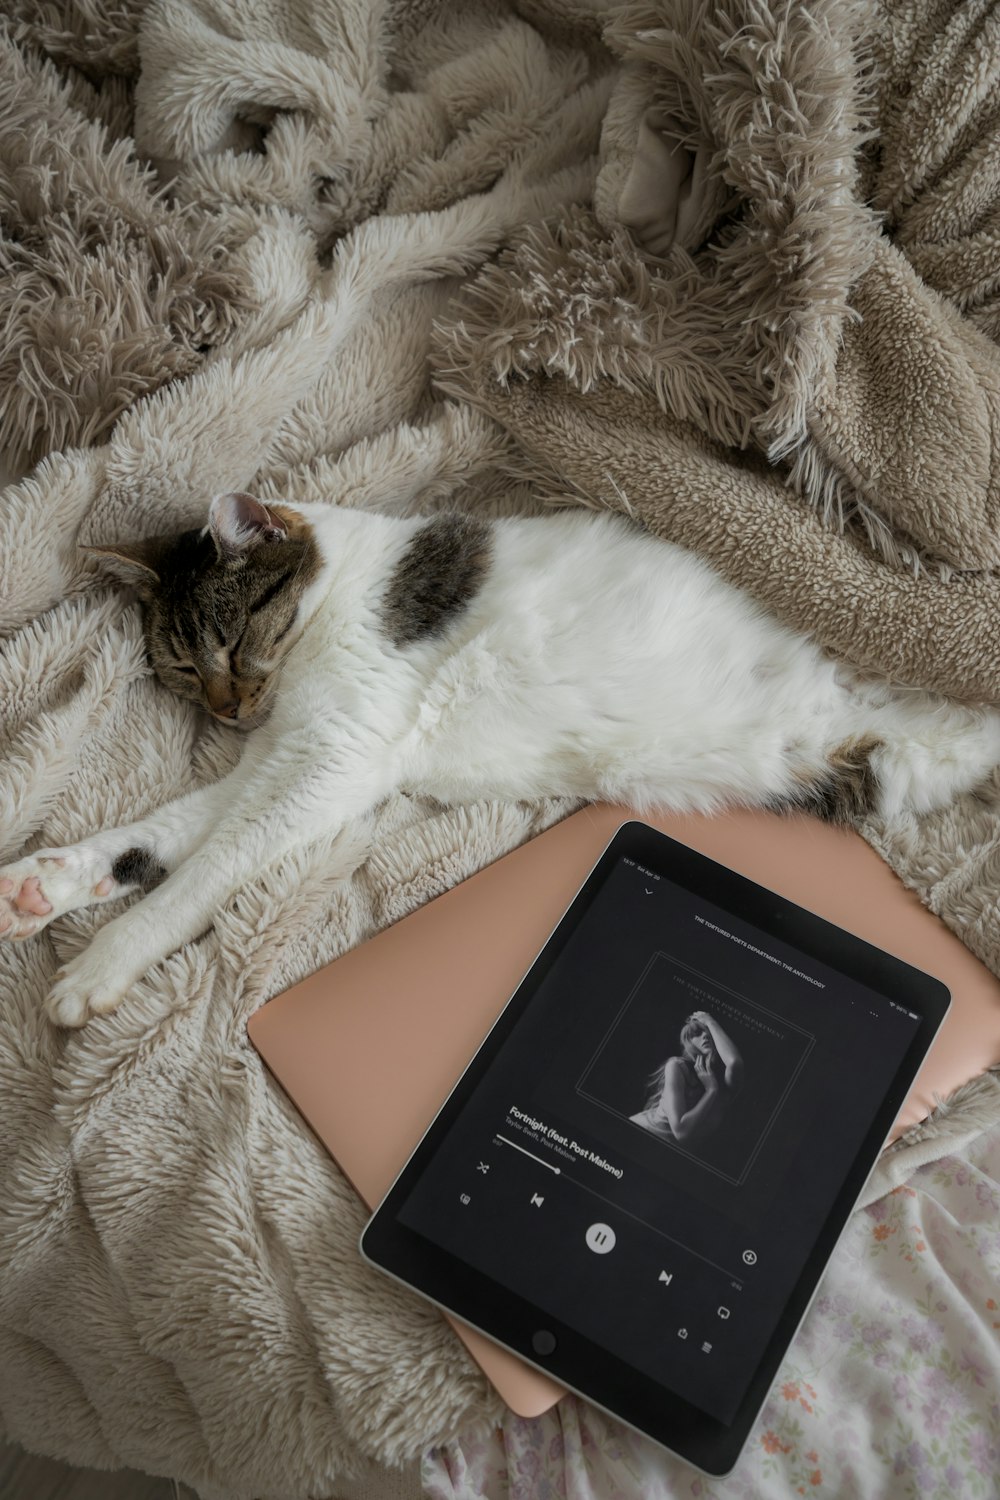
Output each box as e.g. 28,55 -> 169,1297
87,493 -> 320,729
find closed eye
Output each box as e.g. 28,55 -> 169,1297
228,624 -> 249,666
175,663 -> 199,676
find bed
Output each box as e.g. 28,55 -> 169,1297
2,2 -> 1000,1497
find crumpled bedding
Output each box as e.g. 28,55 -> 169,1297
0,2 -> 604,1494
3,1 -> 1000,1496
439,0 -> 1000,693
424,1122 -> 1000,1499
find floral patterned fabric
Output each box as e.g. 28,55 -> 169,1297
423,1124 -> 1000,1499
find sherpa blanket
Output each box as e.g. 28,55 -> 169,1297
439,0 -> 1000,690
2,3 -> 1000,1499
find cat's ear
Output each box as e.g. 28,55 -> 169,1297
208,492 -> 288,562
81,539 -> 165,598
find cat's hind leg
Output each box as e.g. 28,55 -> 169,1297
871,697 -> 1000,818
811,688 -> 1000,824
0,780 -> 230,942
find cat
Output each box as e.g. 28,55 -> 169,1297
4,488 -> 1000,1027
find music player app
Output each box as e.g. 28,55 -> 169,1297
399,856 -> 920,1423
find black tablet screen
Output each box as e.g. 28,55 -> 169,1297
397,848 -> 921,1424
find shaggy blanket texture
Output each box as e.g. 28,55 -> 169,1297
1,2 -> 999,1498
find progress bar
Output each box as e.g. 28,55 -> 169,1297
494,1134 -> 562,1174
494,1133 -> 742,1285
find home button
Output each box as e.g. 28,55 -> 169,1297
532,1329 -> 557,1357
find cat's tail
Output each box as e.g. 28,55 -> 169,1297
806,689 -> 1000,824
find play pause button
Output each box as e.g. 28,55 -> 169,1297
585,1223 -> 616,1254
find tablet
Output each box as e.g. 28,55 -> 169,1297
360,820 -> 950,1475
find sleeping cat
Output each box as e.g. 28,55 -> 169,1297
3,491 -> 1000,1027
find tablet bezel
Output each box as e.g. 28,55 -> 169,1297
360,820 -> 950,1475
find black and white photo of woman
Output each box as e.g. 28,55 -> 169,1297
630,1010 -> 744,1147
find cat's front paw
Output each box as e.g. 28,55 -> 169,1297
0,849 -> 117,940
45,944 -> 136,1028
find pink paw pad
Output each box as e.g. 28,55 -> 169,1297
93,877 -> 114,898
14,876 -> 52,917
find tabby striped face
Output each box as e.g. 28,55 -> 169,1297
88,494 -> 320,729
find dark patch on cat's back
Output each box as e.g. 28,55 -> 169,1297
112,846 -> 168,891
382,514 -> 493,648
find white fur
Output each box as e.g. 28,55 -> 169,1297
4,500 -> 1000,1026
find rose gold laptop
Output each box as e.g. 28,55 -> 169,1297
247,803 -> 1000,1417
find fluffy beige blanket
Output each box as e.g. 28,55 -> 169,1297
1,2 -> 999,1497
440,0 -> 1000,688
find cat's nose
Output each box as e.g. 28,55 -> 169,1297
213,701 -> 240,720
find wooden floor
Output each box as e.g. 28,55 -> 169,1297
0,1439 -> 194,1500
